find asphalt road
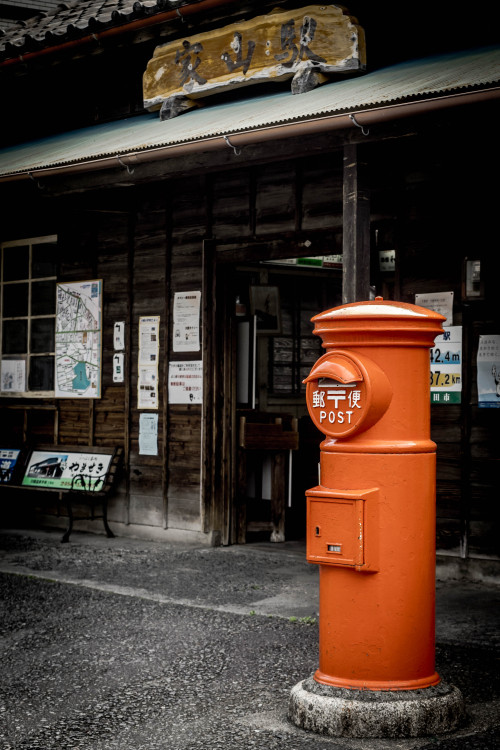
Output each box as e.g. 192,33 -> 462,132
0,529 -> 499,750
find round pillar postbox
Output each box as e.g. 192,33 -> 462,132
289,298 -> 466,739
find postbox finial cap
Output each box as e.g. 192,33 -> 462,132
312,299 -> 446,323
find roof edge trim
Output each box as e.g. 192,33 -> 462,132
1,86 -> 499,183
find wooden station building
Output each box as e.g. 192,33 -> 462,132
0,1 -> 499,578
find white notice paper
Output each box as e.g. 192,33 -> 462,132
168,361 -> 203,404
415,291 -> 454,327
1,360 -> 26,392
139,316 -> 160,365
113,353 -> 124,383
173,292 -> 201,352
139,413 -> 158,455
138,366 -> 158,409
114,321 -> 125,350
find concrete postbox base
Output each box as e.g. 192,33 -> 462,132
288,676 -> 466,739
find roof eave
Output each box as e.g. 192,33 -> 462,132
1,86 -> 498,185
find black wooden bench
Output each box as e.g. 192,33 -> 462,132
0,444 -> 123,543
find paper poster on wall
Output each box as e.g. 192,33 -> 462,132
139,413 -> 158,455
173,292 -> 201,352
138,316 -> 160,409
477,335 -> 500,408
22,450 -> 112,491
139,316 -> 160,365
0,449 -> 21,483
55,280 -> 102,399
114,321 -> 125,350
168,361 -> 203,404
430,326 -> 462,404
415,291 -> 454,327
1,360 -> 26,392
113,353 -> 124,383
138,366 -> 158,409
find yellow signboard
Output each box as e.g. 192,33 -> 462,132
143,5 -> 366,118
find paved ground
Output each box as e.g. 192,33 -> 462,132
0,527 -> 499,750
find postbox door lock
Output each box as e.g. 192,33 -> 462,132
306,486 -> 379,572
327,543 -> 342,554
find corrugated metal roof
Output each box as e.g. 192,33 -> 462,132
0,46 -> 499,178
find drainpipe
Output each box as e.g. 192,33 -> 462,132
0,0 -> 239,69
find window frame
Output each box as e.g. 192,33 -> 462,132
1,234 -> 57,398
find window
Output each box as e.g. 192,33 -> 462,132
268,273 -> 342,397
1,236 -> 57,395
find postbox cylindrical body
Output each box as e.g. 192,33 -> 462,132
303,299 -> 445,691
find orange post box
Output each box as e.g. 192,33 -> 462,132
289,298 -> 466,738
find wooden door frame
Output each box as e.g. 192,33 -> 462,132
201,240 -> 237,545
201,144 -> 371,542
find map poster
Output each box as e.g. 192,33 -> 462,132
55,280 -> 103,399
22,450 -> 112,491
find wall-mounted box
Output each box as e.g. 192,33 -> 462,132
306,486 -> 378,572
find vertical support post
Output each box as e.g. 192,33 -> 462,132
342,143 -> 371,304
201,238 -> 217,537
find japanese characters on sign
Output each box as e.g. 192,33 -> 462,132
308,377 -> 366,437
143,5 -> 366,114
168,361 -> 203,404
22,451 -> 112,491
430,326 -> 462,404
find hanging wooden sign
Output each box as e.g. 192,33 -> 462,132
143,4 -> 366,119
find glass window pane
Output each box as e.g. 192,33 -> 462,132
3,320 -> 28,354
31,318 -> 55,353
3,246 -> 29,281
32,243 -> 57,278
28,356 -> 54,391
31,280 -> 56,315
273,365 -> 293,393
3,283 -> 29,317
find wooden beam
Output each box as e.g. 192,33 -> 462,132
201,238 -> 217,536
342,143 -> 371,303
14,118 -> 428,198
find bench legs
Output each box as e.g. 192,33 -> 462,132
61,496 -> 73,543
61,495 -> 115,543
102,498 -> 115,539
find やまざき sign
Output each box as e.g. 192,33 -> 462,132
22,451 -> 112,491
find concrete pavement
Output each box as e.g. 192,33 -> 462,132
0,527 -> 499,749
